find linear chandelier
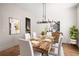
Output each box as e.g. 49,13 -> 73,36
37,3 -> 53,24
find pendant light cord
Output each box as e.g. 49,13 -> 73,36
43,3 -> 46,20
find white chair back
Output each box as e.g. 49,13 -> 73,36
18,39 -> 34,56
47,32 -> 52,37
58,34 -> 63,56
32,32 -> 37,39
25,33 -> 30,40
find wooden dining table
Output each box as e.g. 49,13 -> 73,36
31,35 -> 54,56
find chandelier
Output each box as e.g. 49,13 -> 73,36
37,3 -> 53,24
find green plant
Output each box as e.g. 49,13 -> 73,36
70,26 -> 78,40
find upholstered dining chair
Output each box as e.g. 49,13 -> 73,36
32,32 -> 37,39
52,32 -> 60,43
48,34 -> 64,56
18,39 -> 41,56
31,32 -> 41,40
25,33 -> 30,40
47,32 -> 52,37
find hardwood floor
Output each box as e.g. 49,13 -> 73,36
0,44 -> 79,56
63,44 -> 79,56
0,45 -> 20,56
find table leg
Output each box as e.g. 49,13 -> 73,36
46,53 -> 48,56
42,53 -> 44,56
42,53 -> 48,56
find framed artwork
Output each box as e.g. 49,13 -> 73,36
25,17 -> 31,33
50,21 -> 60,32
9,17 -> 20,35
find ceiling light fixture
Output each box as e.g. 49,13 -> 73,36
37,3 -> 52,24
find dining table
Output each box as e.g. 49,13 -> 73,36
31,35 -> 54,56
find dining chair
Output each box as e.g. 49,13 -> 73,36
18,39 -> 41,56
25,33 -> 31,40
32,32 -> 37,39
48,34 -> 64,56
32,32 -> 40,40
52,32 -> 60,43
47,32 -> 52,37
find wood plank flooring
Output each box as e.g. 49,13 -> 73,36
0,45 -> 20,56
63,44 -> 79,56
0,44 -> 79,56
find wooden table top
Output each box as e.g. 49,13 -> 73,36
31,37 -> 53,54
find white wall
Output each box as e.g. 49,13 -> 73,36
0,4 -> 36,51
14,3 -> 40,34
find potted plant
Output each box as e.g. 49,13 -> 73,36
41,31 -> 46,36
70,26 -> 78,41
40,31 -> 47,39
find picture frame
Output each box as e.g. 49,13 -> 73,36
25,17 -> 31,33
9,17 -> 20,35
